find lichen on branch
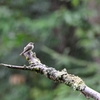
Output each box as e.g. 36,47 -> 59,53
0,43 -> 100,100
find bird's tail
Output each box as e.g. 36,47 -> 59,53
20,52 -> 24,56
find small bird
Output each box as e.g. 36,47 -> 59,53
20,42 -> 34,56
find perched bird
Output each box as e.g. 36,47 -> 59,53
20,42 -> 34,56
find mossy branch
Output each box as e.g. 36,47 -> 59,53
0,43 -> 100,100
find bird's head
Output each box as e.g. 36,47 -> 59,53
29,42 -> 34,45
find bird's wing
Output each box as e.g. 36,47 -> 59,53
24,45 -> 32,52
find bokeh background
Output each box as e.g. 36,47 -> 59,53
0,0 -> 100,100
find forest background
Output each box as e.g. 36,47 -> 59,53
0,0 -> 100,100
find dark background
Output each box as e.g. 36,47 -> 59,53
0,0 -> 100,100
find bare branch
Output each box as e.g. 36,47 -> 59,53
0,63 -> 30,70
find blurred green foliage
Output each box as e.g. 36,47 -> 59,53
0,0 -> 100,100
